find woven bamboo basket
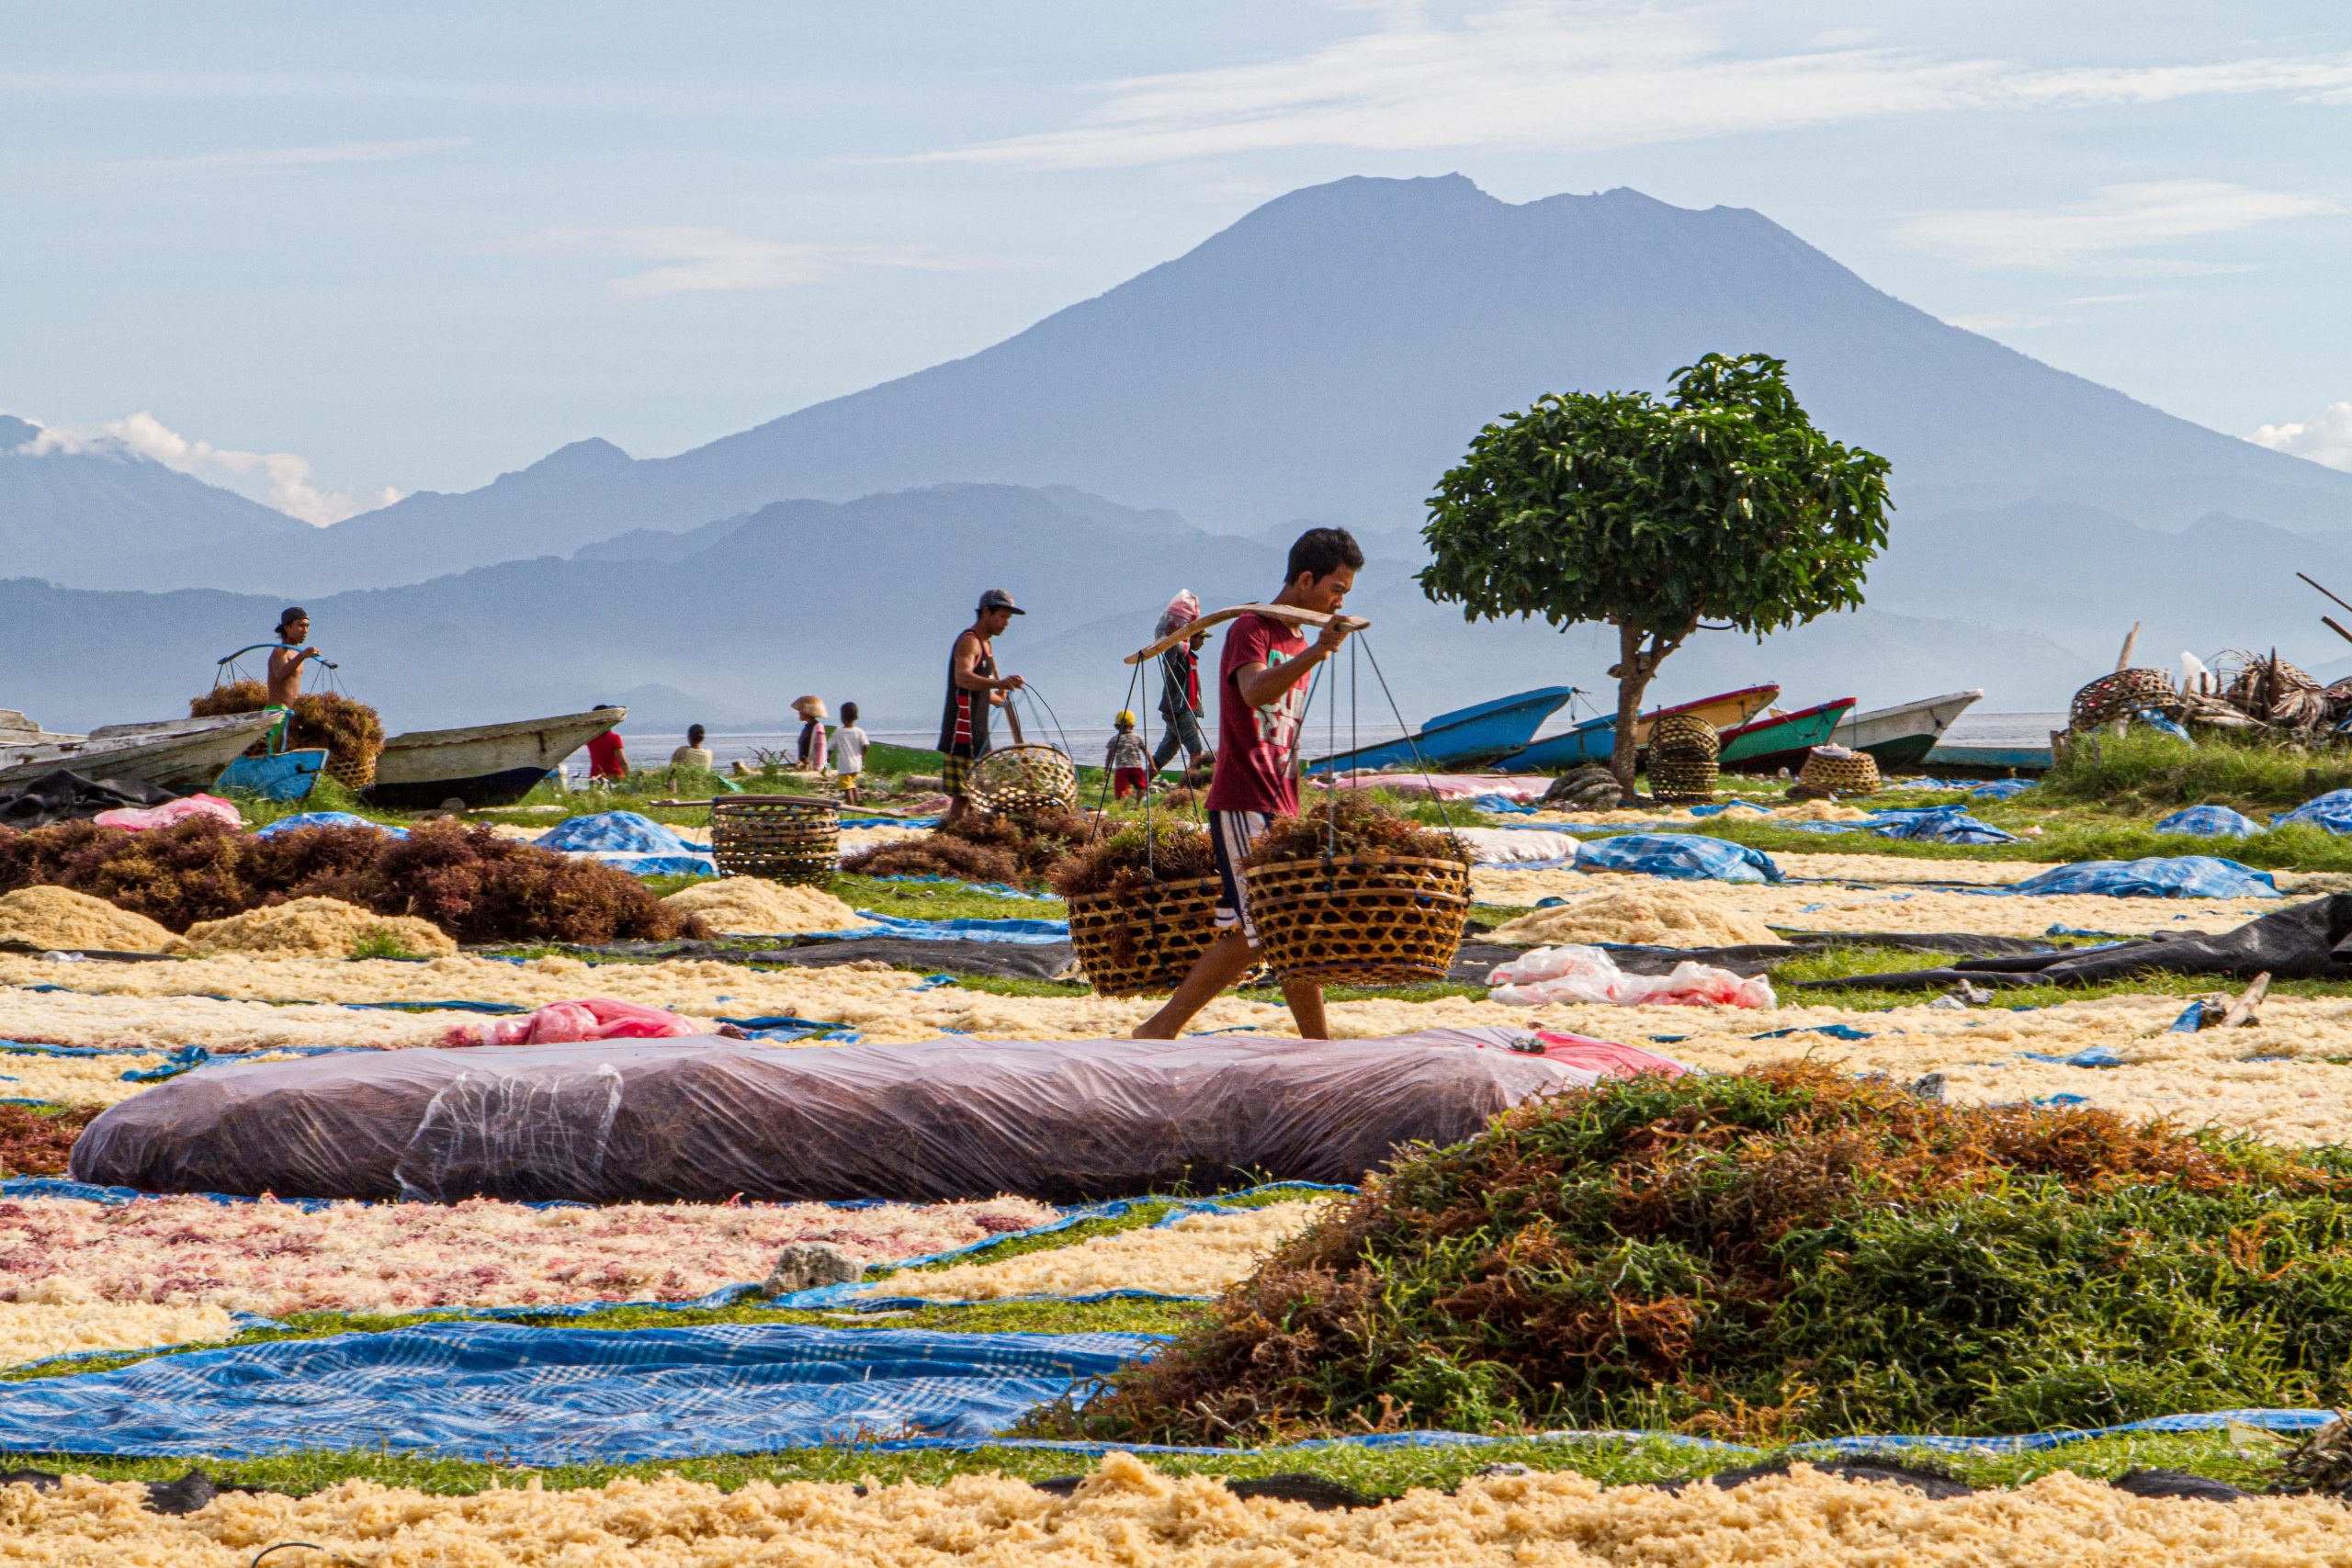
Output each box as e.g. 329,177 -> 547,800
967,743 -> 1079,817
322,750 -> 377,791
2069,668 -> 2179,732
1241,852 -> 1471,986
1798,747 -> 1881,796
1648,712 -> 1721,760
1649,754 -> 1719,804
710,795 -> 840,886
1067,874 -> 1227,998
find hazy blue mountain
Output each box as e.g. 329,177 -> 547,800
37,174 -> 2352,596
0,415 -> 314,588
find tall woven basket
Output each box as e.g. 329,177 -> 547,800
710,796 -> 840,886
322,749 -> 377,792
1797,747 -> 1881,796
1067,874 -> 1227,998
967,744 -> 1079,817
2070,668 -> 2179,732
1241,852 -> 1471,986
1647,714 -> 1719,802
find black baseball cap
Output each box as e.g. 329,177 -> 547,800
978,589 -> 1025,615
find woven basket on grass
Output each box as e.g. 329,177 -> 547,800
322,750 -> 377,791
1648,712 -> 1721,761
1797,747 -> 1881,796
711,795 -> 840,886
1241,852 -> 1470,987
967,744 -> 1080,818
1068,874 -> 1227,998
1649,753 -> 1720,804
2069,668 -> 2179,732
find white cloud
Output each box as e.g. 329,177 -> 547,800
492,225 -> 967,300
17,412 -> 400,525
117,136 -> 469,175
920,2 -> 2352,168
1896,181 -> 2340,271
2250,402 -> 2352,472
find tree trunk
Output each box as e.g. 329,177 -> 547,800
1609,619 -> 1655,798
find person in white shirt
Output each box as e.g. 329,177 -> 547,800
830,702 -> 871,805
669,724 -> 716,773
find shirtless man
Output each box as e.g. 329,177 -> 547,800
264,608 -> 322,753
938,589 -> 1026,826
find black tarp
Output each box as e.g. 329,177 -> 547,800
71,1030 -> 1584,1203
0,769 -> 175,829
1795,895 -> 2352,992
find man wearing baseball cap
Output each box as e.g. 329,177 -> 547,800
937,590 -> 1026,825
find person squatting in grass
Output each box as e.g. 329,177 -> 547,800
940,589 -> 1027,828
1134,528 -> 1363,1041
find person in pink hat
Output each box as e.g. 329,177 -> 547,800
1148,589 -> 1212,778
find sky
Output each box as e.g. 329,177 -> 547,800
5,0 -> 2349,521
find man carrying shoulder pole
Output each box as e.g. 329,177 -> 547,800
1133,527 -> 1363,1041
940,589 -> 1026,827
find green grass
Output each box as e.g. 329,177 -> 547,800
2040,728 -> 2352,811
1,1427 -> 2290,1500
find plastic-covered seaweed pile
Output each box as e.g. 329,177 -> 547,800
1062,1062 -> 2352,1445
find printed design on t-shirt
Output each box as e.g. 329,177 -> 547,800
1255,647 -> 1311,754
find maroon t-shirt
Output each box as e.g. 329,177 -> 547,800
1205,613 -> 1311,817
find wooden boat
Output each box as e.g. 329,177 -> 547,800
366,707 -> 625,809
1492,684 -> 1780,773
1925,710 -> 2060,775
1306,686 -> 1577,774
0,712 -> 277,792
1716,697 -> 1858,772
215,750 -> 327,803
1829,690 -> 1983,769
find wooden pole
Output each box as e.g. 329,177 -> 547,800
2298,572 -> 2352,618
2114,623 -> 2140,672
2324,616 -> 2352,649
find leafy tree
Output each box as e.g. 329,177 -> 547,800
1419,353 -> 1892,792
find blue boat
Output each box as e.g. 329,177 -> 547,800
214,748 -> 327,803
1307,686 -> 1577,774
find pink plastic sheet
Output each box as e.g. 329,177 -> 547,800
441,998 -> 701,1048
73,1029 -> 1640,1203
91,795 -> 243,832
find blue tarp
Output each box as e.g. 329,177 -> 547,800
0,1322 -> 1165,1462
1864,805 -> 2018,845
1573,834 -> 1781,884
253,812 -> 404,838
533,811 -> 712,855
1687,800 -> 1772,818
1999,856 -> 2278,899
1970,779 -> 2036,800
2273,789 -> 2352,834
835,912 -> 1071,944
2154,805 -> 2262,838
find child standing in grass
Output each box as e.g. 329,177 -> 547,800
1106,710 -> 1149,799
831,703 -> 870,806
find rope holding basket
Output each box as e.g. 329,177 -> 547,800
1242,852 -> 1471,987
710,795 -> 840,886
967,743 -> 1079,818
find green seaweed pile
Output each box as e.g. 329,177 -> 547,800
1057,1063 -> 2352,1445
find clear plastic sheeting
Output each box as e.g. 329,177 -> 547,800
72,1031 -> 1584,1203
1489,945 -> 1776,1009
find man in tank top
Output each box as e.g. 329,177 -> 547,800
938,589 -> 1026,825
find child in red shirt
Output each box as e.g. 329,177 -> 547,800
1134,527 -> 1363,1041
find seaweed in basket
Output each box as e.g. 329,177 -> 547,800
842,807 -> 1095,889
1049,820 -> 1216,900
1241,790 -> 1466,867
192,681 -> 385,779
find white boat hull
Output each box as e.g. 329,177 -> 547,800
0,712 -> 276,792
368,708 -> 625,808
1831,690 -> 1983,766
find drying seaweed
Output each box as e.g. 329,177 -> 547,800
1243,791 -> 1466,867
843,806 -> 1095,889
192,681 -> 384,779
1057,1063 -> 2352,1446
0,818 -> 697,944
0,1103 -> 97,1178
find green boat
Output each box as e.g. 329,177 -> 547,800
1716,697 -> 1857,772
